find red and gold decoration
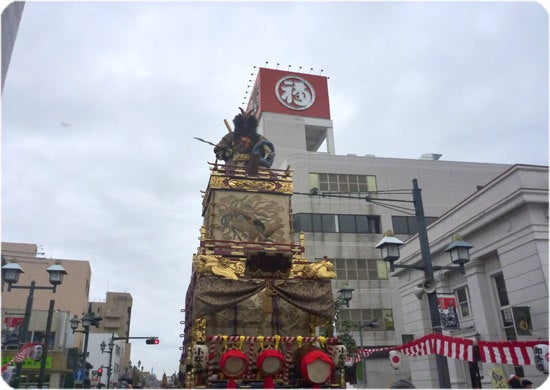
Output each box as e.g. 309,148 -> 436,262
181,108 -> 339,388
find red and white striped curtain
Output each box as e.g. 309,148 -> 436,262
478,340 -> 542,366
354,334 -> 548,365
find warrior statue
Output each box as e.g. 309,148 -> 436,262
214,108 -> 275,169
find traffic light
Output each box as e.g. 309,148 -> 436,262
97,367 -> 103,376
90,314 -> 103,328
145,337 -> 159,345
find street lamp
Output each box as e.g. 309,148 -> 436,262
100,337 -> 115,389
2,261 -> 67,292
70,306 -> 102,387
1,261 -> 67,388
376,232 -> 473,274
337,284 -> 354,308
374,179 -> 474,388
336,284 -> 379,386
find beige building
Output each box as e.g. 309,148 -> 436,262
2,242 -> 91,315
1,242 -> 91,388
2,243 -> 135,388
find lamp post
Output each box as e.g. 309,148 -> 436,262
70,305 -> 103,388
334,283 -> 354,339
337,284 -> 354,308
375,178 -> 474,388
1,261 -> 67,388
356,320 -> 381,386
100,336 -> 115,389
336,285 -> 380,386
37,299 -> 55,388
333,284 -> 355,386
358,322 -> 367,386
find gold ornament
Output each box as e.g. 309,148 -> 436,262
291,257 -> 336,279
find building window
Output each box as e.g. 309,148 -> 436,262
383,309 -> 395,331
338,215 -> 356,233
294,213 -> 381,234
493,272 -> 510,306
492,272 -> 517,340
338,214 -> 381,234
310,214 -> 337,232
391,215 -> 438,235
310,173 -> 377,193
339,308 -> 394,331
455,286 -> 471,318
332,259 -> 388,280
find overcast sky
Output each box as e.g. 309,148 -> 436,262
2,0 -> 548,376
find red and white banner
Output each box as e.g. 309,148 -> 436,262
354,334 -> 473,362
478,340 -> 543,366
353,334 -> 548,366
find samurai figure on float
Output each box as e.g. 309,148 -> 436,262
214,108 -> 275,168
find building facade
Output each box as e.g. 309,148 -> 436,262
1,242 -> 91,388
395,164 -> 548,388
2,243 -> 135,388
246,67 -> 519,387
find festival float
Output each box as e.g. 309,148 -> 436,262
179,109 -> 347,388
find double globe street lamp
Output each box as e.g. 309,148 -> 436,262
70,306 -> 103,386
374,179 -> 474,388
100,338 -> 115,389
1,261 -> 67,388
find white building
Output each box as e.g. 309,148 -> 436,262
395,164 -> 548,388
86,332 -> 126,388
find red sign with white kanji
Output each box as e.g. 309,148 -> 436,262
247,68 -> 331,119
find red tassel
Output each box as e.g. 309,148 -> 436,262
264,375 -> 275,388
227,378 -> 237,389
